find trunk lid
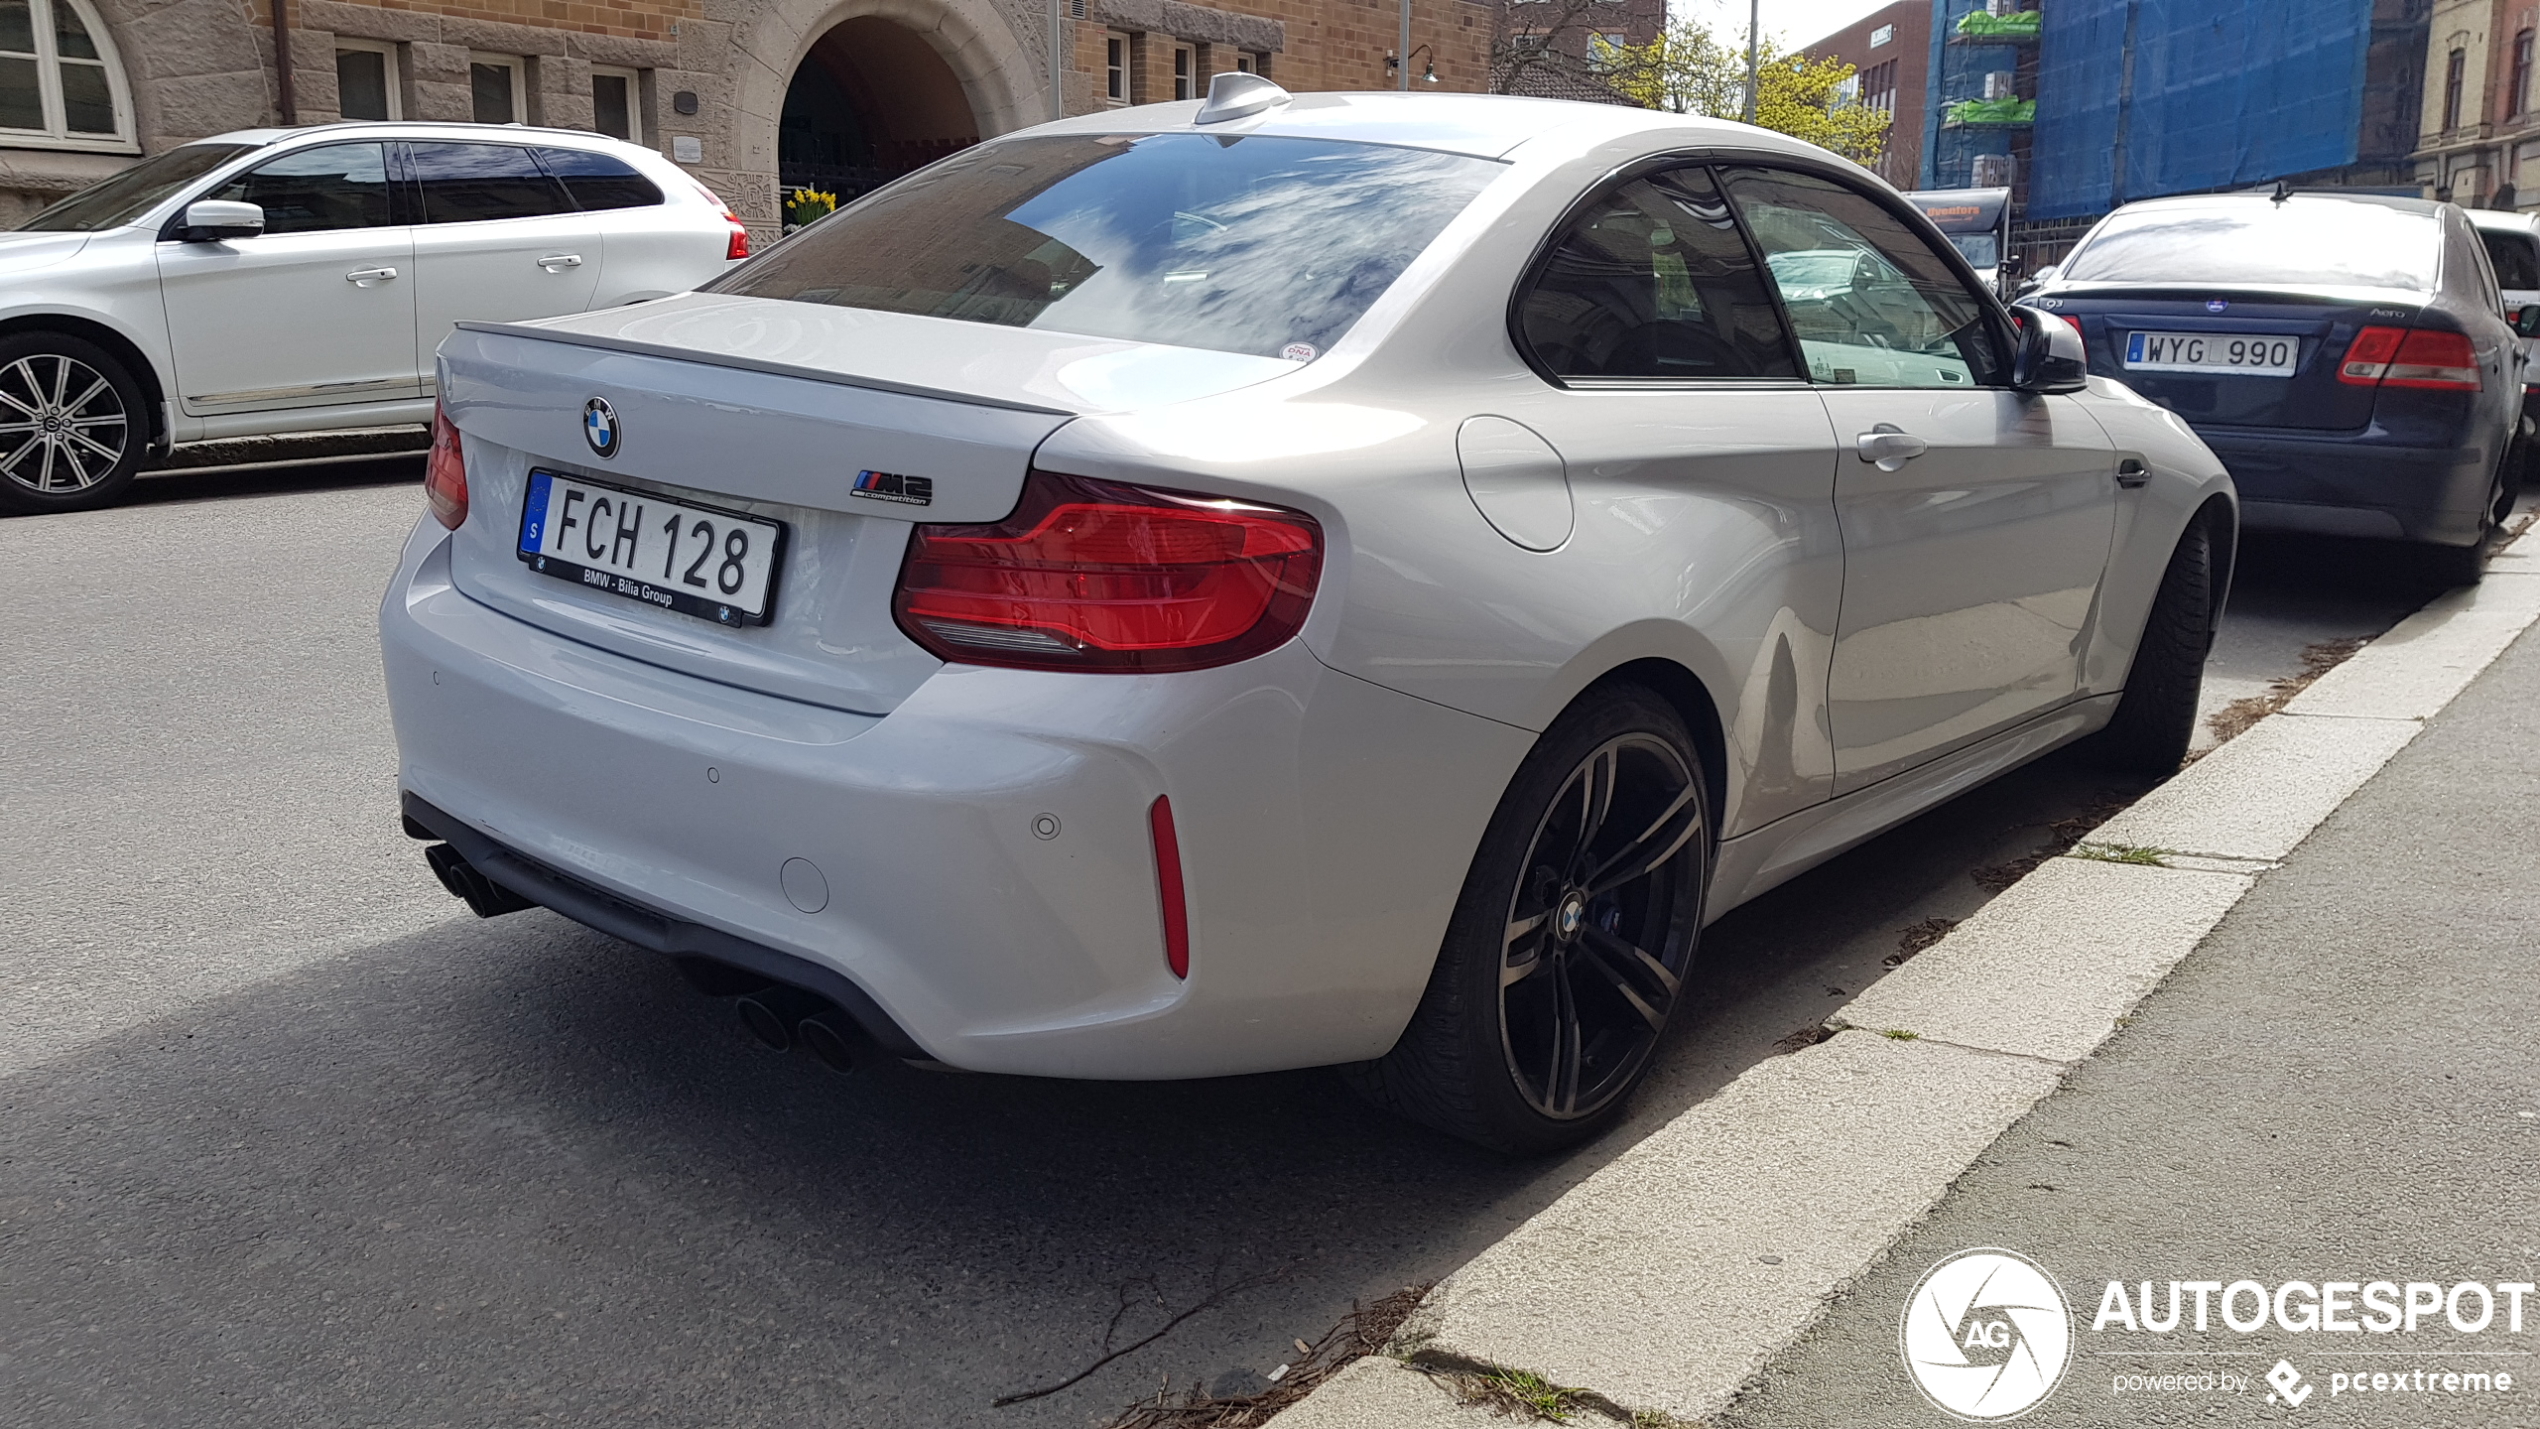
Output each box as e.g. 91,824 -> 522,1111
434,297 -> 1290,716
2049,285 -> 2420,433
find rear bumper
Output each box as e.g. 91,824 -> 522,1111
2198,429 -> 2494,546
379,521 -> 1529,1080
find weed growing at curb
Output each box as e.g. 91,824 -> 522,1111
1099,1284 -> 1431,1428
2068,842 -> 2171,866
1454,1366 -> 1592,1421
1970,794 -> 2142,891
1880,1028 -> 1920,1040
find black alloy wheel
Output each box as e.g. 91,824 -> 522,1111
1495,730 -> 1704,1121
1344,685 -> 1710,1154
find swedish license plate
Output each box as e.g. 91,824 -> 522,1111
2124,331 -> 2298,376
517,471 -> 786,626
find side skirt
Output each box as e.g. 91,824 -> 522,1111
1707,694 -> 2120,921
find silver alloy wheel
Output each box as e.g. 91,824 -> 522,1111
0,352 -> 129,496
1497,732 -> 1703,1120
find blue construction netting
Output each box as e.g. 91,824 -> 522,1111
2030,0 -> 2376,221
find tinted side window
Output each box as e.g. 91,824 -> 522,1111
2481,229 -> 2540,290
209,142 -> 393,235
535,147 -> 664,211
1518,166 -> 1797,381
408,142 -> 573,224
1722,166 -> 2006,389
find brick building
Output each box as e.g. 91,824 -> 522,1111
0,0 -> 1501,231
1793,0 -> 1927,188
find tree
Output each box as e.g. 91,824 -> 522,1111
1753,51 -> 1891,162
1608,18 -> 1892,166
1489,0 -> 1661,105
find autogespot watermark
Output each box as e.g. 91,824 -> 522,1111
1901,1249 -> 2534,1420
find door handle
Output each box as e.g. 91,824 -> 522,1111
344,266 -> 398,283
2116,456 -> 2151,489
1856,424 -> 1929,470
537,253 -> 585,270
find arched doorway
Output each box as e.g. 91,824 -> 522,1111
779,18 -> 981,206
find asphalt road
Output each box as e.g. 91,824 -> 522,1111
0,462 -> 2472,1427
1722,553 -> 2540,1429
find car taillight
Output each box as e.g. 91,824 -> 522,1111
2337,325 -> 2406,385
425,403 -> 468,529
2383,328 -> 2481,389
892,469 -> 1324,673
689,180 -> 751,260
2340,325 -> 2480,390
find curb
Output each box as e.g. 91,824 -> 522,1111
1265,528 -> 2540,1427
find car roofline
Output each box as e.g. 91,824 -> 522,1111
189,121 -> 661,151
2106,190 -> 2445,217
999,90 -> 1832,164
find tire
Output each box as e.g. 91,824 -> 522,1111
1342,684 -> 1711,1155
2087,517 -> 2214,776
0,332 -> 147,516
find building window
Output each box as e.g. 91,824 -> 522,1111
1173,44 -> 1193,100
2514,30 -> 2535,119
471,53 -> 525,125
1870,23 -> 1893,48
1863,58 -> 1897,113
1106,32 -> 1128,102
590,65 -> 641,142
0,0 -> 133,150
334,39 -> 400,121
2444,46 -> 2467,130
1234,52 -> 1254,73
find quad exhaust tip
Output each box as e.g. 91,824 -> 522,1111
730,982 -> 857,1075
424,843 -> 533,919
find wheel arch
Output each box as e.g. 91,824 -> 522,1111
2195,490 -> 2239,644
1576,656 -> 1730,841
0,313 -> 168,453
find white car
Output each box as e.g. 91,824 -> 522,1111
383,77 -> 2234,1152
2469,206 -> 2540,486
0,121 -> 749,514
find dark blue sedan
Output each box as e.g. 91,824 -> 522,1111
2029,191 -> 2522,584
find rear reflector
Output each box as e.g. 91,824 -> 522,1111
2340,325 -> 2479,390
425,403 -> 468,529
1150,796 -> 1189,979
893,469 -> 1324,673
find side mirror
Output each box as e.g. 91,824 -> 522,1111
179,199 -> 263,242
2010,304 -> 2088,393
2514,304 -> 2540,338
2001,252 -> 2028,282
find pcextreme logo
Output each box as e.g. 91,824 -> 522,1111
1901,1248 -> 2075,1421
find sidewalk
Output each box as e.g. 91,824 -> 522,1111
1721,602 -> 2540,1425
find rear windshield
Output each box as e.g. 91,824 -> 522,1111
18,143 -> 254,232
2061,201 -> 2440,291
709,133 -> 1505,361
2482,228 -> 2540,290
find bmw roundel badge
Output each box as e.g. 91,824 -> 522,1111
583,397 -> 620,458
2206,298 -> 2230,313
